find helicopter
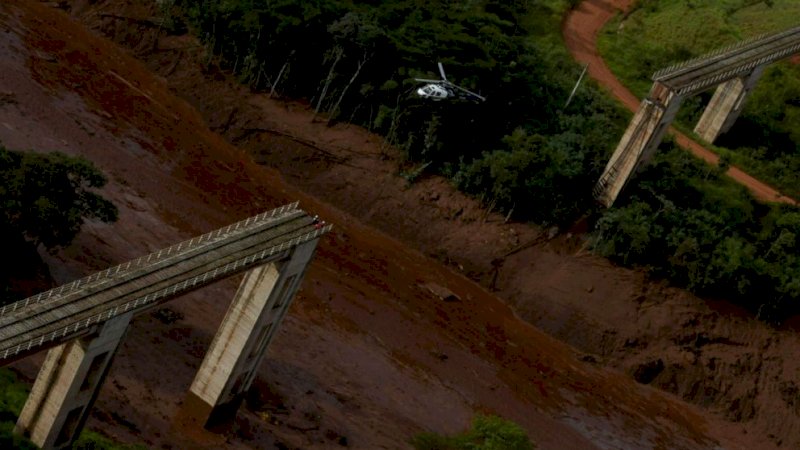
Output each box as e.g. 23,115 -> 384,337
415,62 -> 486,103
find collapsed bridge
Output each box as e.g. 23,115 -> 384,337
0,203 -> 331,450
594,25 -> 800,207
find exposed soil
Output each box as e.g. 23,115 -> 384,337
2,1 -> 800,449
562,0 -> 797,205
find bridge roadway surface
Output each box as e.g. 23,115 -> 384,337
0,202 -> 331,365
654,25 -> 800,95
563,0 -> 797,205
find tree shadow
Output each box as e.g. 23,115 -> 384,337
0,234 -> 54,306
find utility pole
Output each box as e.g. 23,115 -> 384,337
564,63 -> 589,109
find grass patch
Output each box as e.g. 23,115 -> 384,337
0,368 -> 143,449
412,415 -> 535,450
0,368 -> 35,449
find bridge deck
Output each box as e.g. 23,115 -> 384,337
654,25 -> 800,95
0,203 -> 331,364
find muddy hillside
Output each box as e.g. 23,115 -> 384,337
0,0 -> 797,449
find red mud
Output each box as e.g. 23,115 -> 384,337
563,0 -> 797,205
1,1 -> 798,449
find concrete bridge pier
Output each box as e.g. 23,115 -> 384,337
594,82 -> 683,207
14,312 -> 133,450
694,65 -> 765,143
185,239 -> 319,429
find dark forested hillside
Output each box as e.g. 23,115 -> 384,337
176,0 -> 622,225
173,0 -> 800,320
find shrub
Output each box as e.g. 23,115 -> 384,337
411,415 -> 535,450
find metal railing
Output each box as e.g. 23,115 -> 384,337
653,25 -> 800,81
0,203 -> 300,317
674,42 -> 800,96
0,223 -> 331,361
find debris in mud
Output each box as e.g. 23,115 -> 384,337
287,420 -> 320,432
234,415 -> 256,441
430,348 -> 449,361
0,91 -> 17,106
246,379 -> 289,415
274,441 -> 292,450
780,381 -> 800,415
632,359 -> 665,384
324,429 -> 349,447
152,307 -> 184,324
421,281 -> 461,302
111,410 -> 141,433
726,390 -> 757,422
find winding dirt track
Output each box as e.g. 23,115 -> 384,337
563,0 -> 797,205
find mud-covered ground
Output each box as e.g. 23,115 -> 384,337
0,1 -> 797,449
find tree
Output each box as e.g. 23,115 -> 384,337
593,201 -> 661,266
313,45 -> 344,120
0,147 -> 118,250
412,415 -> 535,450
456,128 -> 597,225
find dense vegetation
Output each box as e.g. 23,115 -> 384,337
412,415 -> 535,450
175,0 -> 623,225
171,0 -> 800,319
0,147 -> 118,251
0,146 -> 118,305
598,0 -> 800,199
0,369 -> 36,449
593,141 -> 800,319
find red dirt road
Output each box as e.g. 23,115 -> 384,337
563,0 -> 797,205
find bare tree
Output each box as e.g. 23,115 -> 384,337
270,50 -> 295,98
313,46 -> 344,121
327,51 -> 372,124
314,12 -> 385,122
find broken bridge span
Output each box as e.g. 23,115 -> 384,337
594,24 -> 800,207
0,202 -> 331,449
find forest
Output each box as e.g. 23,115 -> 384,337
173,0 -> 613,225
168,0 -> 800,320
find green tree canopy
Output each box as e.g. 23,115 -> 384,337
0,147 -> 118,250
412,415 -> 535,450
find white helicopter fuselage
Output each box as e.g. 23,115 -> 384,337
414,63 -> 485,102
416,83 -> 451,100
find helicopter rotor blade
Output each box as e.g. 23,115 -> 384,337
414,78 -> 442,83
438,62 -> 447,81
449,82 -> 486,102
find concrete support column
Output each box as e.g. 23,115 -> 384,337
594,82 -> 683,207
694,65 -> 765,143
186,239 -> 319,428
15,312 -> 133,450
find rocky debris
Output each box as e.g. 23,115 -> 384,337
0,91 -> 17,106
632,359 -> 664,384
420,281 -> 461,302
